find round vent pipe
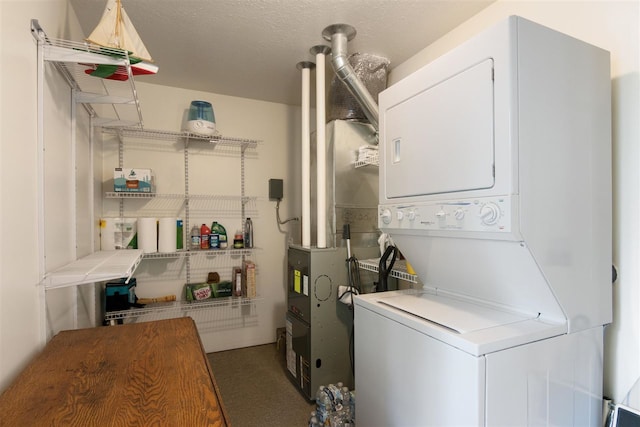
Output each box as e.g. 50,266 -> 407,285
310,45 -> 331,249
322,24 -> 379,131
297,61 -> 315,247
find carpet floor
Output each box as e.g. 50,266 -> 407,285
208,343 -> 315,427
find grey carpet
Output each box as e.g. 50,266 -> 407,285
208,343 -> 315,427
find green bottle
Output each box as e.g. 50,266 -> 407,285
176,219 -> 183,250
211,221 -> 228,249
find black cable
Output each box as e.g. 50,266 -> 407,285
344,255 -> 361,376
275,199 -> 299,225
377,245 -> 398,292
338,256 -> 361,301
340,223 -> 362,376
347,256 -> 362,293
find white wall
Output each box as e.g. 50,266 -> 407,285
388,0 -> 640,407
100,82 -> 300,352
0,0 -> 87,390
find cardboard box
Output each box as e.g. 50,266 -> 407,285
114,168 -> 153,193
185,281 -> 232,301
212,281 -> 233,298
242,260 -> 256,298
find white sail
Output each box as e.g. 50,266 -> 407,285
86,0 -> 153,63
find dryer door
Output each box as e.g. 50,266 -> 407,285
382,59 -> 495,199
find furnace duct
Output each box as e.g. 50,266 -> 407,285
322,24 -> 389,131
293,25 -> 384,249
327,53 -> 390,126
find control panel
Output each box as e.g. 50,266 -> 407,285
379,196 -> 512,233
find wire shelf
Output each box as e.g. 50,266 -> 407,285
31,19 -> 143,128
355,147 -> 379,168
142,247 -> 256,260
104,296 -> 260,321
105,192 -> 158,199
357,258 -> 418,283
44,250 -> 143,289
101,127 -> 259,149
105,193 -> 255,200
37,34 -> 134,64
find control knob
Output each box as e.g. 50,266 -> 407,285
380,208 -> 392,224
436,210 -> 446,227
479,203 -> 500,225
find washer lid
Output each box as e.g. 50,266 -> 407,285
379,291 -> 533,334
358,289 -> 568,356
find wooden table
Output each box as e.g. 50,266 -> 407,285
0,317 -> 229,426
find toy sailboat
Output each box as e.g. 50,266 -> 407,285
84,0 -> 158,80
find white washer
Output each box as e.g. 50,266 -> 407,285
355,290 -> 603,426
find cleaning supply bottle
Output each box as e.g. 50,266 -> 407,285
244,217 -> 253,248
209,222 -> 220,249
190,225 -> 201,250
211,221 -> 227,249
200,223 -> 211,250
176,218 -> 183,250
219,222 -> 228,249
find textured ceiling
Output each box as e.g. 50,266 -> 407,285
69,0 -> 495,106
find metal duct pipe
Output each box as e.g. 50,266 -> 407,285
322,23 -> 379,131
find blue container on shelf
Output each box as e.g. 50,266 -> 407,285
105,277 -> 137,312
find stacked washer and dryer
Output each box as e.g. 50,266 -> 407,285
354,16 -> 612,426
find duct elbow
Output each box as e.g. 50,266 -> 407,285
330,34 -> 350,74
323,23 -> 380,131
332,58 -> 380,129
331,52 -> 351,80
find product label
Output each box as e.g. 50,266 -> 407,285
235,272 -> 242,294
193,285 -> 212,300
286,319 -> 296,377
210,234 -> 219,249
294,270 -> 301,293
201,234 -> 210,249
